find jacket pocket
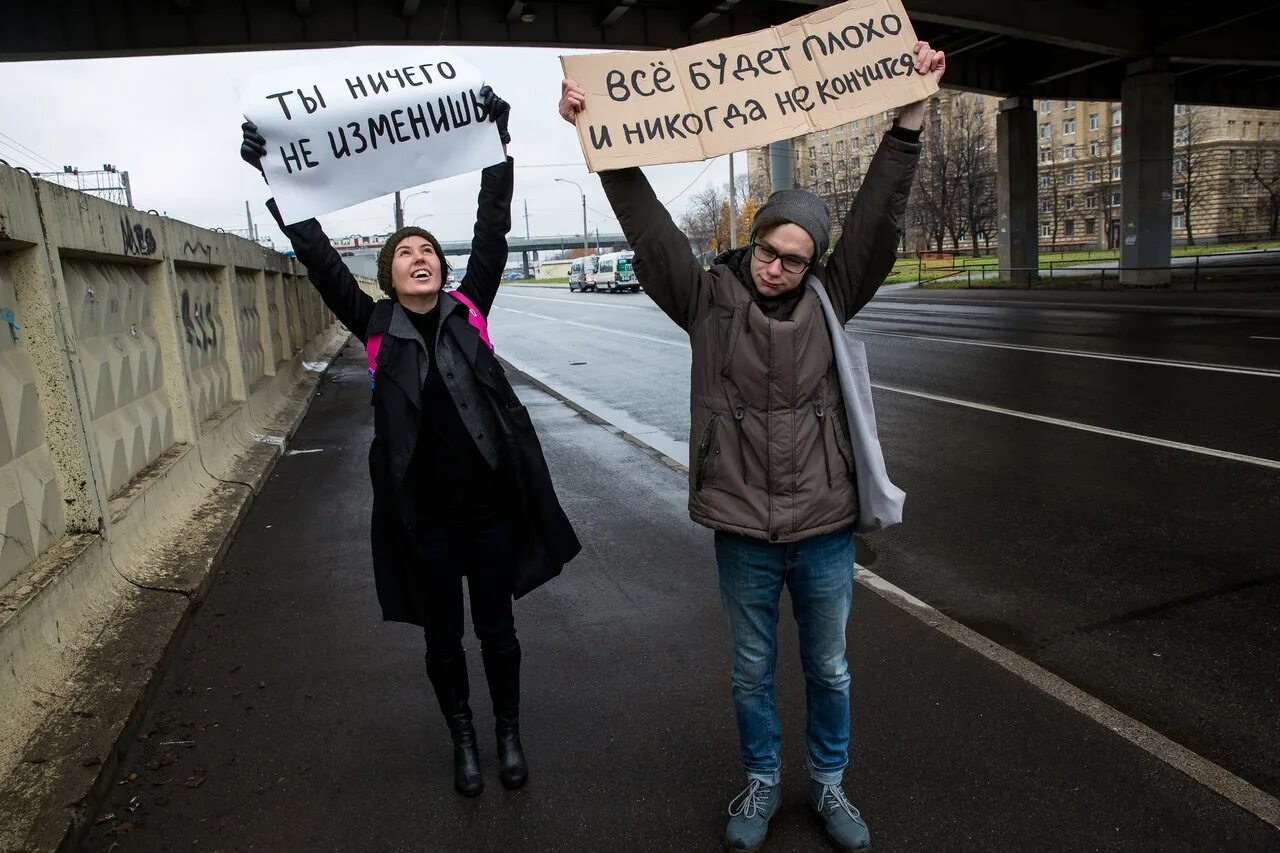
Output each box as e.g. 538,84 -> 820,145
815,400 -> 834,487
831,409 -> 854,474
695,414 -> 721,491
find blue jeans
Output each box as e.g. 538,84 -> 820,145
715,527 -> 855,787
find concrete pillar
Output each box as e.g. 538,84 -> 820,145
1119,60 -> 1174,287
997,97 -> 1039,284
521,250 -> 530,278
769,139 -> 794,192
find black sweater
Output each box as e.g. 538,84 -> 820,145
405,304 -> 511,525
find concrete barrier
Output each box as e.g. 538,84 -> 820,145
0,163 -> 359,850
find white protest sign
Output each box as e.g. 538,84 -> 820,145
561,0 -> 936,172
240,49 -> 506,224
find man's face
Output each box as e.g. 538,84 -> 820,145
748,224 -> 815,297
390,236 -> 442,299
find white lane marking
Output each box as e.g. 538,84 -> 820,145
505,360 -> 1280,831
284,448 -> 325,456
499,293 -> 648,311
497,307 -> 690,349
854,565 -> 1280,832
856,329 -> 1280,378
499,309 -> 1278,468
1251,335 -> 1280,341
871,382 -> 1280,471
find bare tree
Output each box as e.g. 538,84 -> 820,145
950,96 -> 996,256
726,177 -> 752,211
747,168 -> 772,206
1248,147 -> 1280,238
912,99 -> 958,252
680,184 -> 728,260
1037,111 -> 1066,250
810,138 -> 865,243
1090,104 -> 1122,250
1173,105 -> 1211,245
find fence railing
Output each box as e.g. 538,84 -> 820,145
910,248 -> 1280,291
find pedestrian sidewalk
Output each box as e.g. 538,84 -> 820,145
78,346 -> 1278,852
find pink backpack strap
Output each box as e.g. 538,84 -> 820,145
451,290 -> 494,352
365,333 -> 384,388
365,293 -> 493,390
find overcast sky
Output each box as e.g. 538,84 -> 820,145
0,45 -> 742,251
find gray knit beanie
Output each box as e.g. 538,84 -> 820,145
376,226 -> 450,298
749,190 -> 831,262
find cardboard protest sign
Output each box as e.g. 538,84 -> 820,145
240,49 -> 506,224
561,0 -> 936,171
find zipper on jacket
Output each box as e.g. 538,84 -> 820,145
732,404 -> 748,487
695,415 -> 718,491
766,322 -> 774,539
814,399 -> 833,487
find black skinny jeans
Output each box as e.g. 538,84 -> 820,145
418,514 -> 519,662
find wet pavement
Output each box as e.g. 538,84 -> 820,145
80,342 -> 1279,851
486,288 -> 1280,800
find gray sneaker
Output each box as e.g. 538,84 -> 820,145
809,781 -> 870,851
724,779 -> 781,852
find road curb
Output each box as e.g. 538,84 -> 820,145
498,356 -> 687,478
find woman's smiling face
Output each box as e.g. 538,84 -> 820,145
390,236 -> 442,299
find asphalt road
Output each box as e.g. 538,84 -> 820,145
80,345 -> 1279,852
485,287 -> 1280,800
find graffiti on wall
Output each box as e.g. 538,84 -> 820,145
182,240 -> 214,261
120,216 -> 157,257
180,290 -> 219,351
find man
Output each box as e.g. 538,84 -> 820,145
559,42 -> 945,852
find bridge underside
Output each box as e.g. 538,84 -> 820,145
4,1 -> 1278,108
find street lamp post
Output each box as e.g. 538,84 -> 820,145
555,178 -> 589,263
397,189 -> 431,230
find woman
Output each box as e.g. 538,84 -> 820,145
240,87 -> 580,797
559,43 -> 944,852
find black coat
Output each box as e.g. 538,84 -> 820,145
269,159 -> 580,625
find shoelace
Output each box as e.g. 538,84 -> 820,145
819,784 -> 864,822
728,780 -> 771,819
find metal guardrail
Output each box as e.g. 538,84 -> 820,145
910,248 -> 1280,291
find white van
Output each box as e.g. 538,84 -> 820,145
588,251 -> 639,293
569,255 -> 599,292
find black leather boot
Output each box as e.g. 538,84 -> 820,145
482,644 -> 528,789
426,651 -> 484,797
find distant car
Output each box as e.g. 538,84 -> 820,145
568,256 -> 599,292
503,272 -> 522,280
591,251 -> 640,293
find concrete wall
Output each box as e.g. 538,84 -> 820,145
0,164 -> 354,813
537,260 -> 573,279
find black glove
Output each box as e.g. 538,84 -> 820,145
240,120 -> 267,174
479,85 -> 511,146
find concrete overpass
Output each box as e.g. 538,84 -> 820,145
4,2 -> 1277,108
5,0 -> 1278,285
340,232 -> 631,278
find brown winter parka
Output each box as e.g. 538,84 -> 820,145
599,131 -> 920,543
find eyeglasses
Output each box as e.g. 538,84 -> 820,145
751,242 -> 811,274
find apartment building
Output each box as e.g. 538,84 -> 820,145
749,96 -> 1280,252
